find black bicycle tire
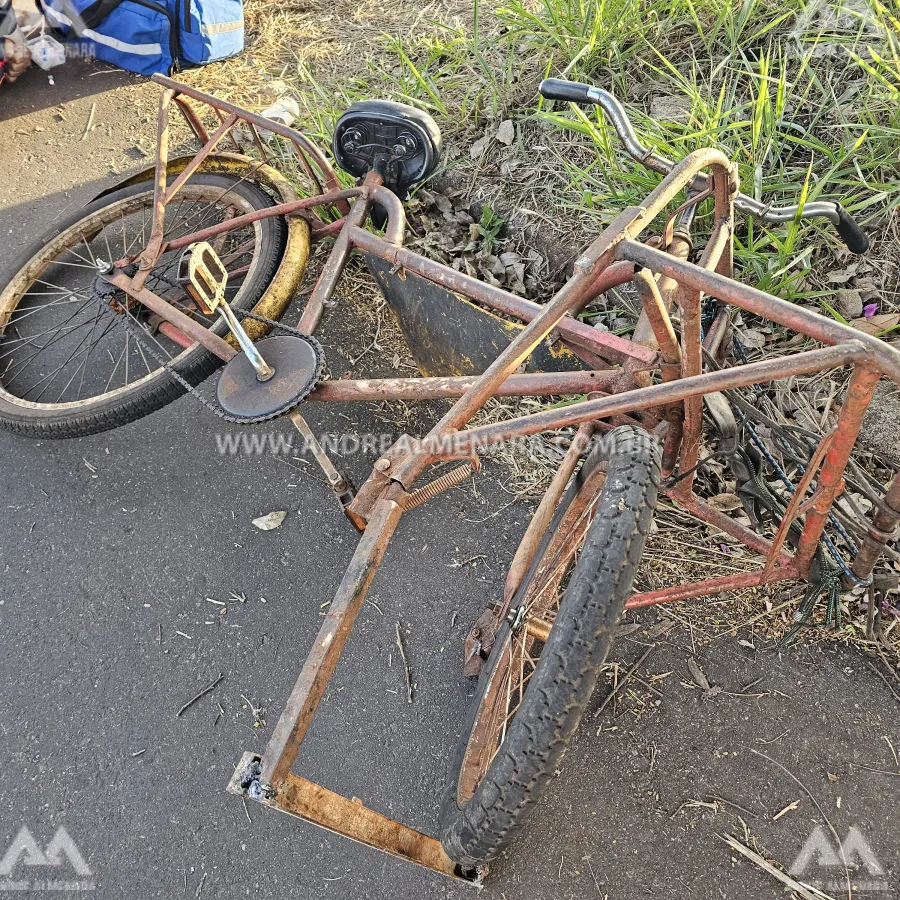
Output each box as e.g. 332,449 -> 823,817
440,425 -> 661,868
0,173 -> 290,439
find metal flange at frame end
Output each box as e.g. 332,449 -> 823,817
227,752 -> 485,885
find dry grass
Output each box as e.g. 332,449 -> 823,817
177,0 -> 473,105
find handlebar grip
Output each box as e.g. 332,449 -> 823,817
835,205 -> 870,255
539,78 -> 595,105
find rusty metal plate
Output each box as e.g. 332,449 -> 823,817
364,254 -> 586,377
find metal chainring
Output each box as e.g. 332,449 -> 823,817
92,289 -> 325,425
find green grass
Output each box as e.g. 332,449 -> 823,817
285,0 -> 900,309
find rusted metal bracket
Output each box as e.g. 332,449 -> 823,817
344,437 -> 415,529
289,411 -> 356,516
463,607 -> 502,677
228,753 -> 482,884
225,498 -> 484,883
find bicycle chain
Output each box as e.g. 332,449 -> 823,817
95,295 -> 326,425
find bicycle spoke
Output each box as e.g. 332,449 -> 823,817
33,279 -> 92,299
75,308 -> 111,401
102,222 -> 114,269
73,235 -> 99,267
459,460 -> 606,803
118,302 -> 175,362
46,258 -> 98,270
55,304 -> 110,402
103,339 -> 128,393
0,317 -> 97,361
25,314 -> 114,401
131,330 -> 154,378
1,181 -> 263,407
2,298 -> 96,377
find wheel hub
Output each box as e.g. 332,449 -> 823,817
92,264 -> 138,314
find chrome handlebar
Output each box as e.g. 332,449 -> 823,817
538,78 -> 869,254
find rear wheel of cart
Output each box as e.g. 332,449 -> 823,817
0,173 -> 293,438
440,425 -> 661,868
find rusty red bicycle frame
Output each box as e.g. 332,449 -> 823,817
114,76 -> 900,881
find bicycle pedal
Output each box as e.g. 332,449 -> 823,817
177,241 -> 228,314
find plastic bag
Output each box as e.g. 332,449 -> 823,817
27,32 -> 65,70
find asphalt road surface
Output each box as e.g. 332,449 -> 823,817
1,60 -> 898,900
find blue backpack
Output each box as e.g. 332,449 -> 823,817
39,0 -> 243,75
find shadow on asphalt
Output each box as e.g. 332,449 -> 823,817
0,58 -> 139,123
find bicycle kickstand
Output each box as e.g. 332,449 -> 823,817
289,411 -> 357,516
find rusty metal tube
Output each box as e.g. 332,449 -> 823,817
793,366 -> 881,574
633,268 -> 683,475
763,430 -> 836,577
676,279 -> 703,495
676,492 -> 793,565
151,74 -> 345,199
349,227 -> 647,366
260,498 -> 404,787
632,269 -> 681,365
174,96 -> 210,143
297,182 -> 377,334
307,370 -> 620,402
167,188 -> 363,252
158,321 -> 194,349
504,423 -> 596,604
432,344 -> 867,457
626,567 -> 799,609
368,185 -> 407,245
703,305 -> 731,359
134,88 -> 176,287
417,249 -> 628,443
852,471 -> 900,580
272,772 -> 460,877
162,113 -> 238,208
107,271 -> 237,362
619,240 -> 900,383
572,147 -> 736,280
699,217 -> 731,273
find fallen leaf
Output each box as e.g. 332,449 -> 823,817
434,193 -> 453,215
849,313 -> 900,335
469,134 -> 490,159
643,619 -> 676,640
496,119 -> 515,145
826,266 -> 856,284
686,658 -> 711,691
738,328 -> 767,349
252,511 -> 287,531
708,493 -> 744,512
